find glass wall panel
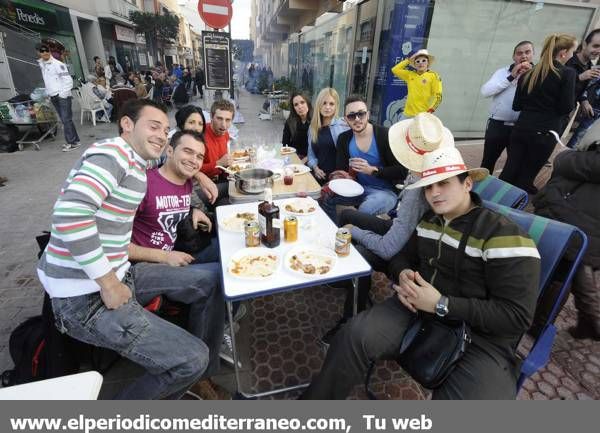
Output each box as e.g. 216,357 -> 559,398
297,8 -> 358,109
350,0 -> 379,99
428,0 -> 595,136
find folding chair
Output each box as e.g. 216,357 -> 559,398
482,201 -> 588,389
473,176 -> 528,210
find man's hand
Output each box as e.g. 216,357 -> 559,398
343,223 -> 354,231
394,270 -> 441,314
511,61 -> 532,79
196,172 -> 218,204
192,207 -> 212,231
579,68 -> 600,82
217,153 -> 232,167
165,251 -> 194,267
581,100 -> 595,118
313,165 -> 326,180
99,282 -> 132,310
349,157 -> 377,175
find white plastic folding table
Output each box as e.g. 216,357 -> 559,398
216,199 -> 372,398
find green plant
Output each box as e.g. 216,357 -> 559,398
274,77 -> 295,93
129,11 -> 179,43
279,101 -> 290,110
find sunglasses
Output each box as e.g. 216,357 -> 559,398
414,58 -> 428,64
346,111 -> 367,121
39,48 -> 49,53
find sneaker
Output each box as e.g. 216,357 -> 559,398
219,330 -> 242,368
233,302 -> 248,322
186,379 -> 231,400
62,142 -> 82,152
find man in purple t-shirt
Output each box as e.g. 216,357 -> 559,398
129,130 -> 228,399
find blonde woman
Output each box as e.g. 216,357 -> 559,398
307,87 -> 349,182
500,33 -> 577,194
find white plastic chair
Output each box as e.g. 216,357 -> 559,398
78,84 -> 109,126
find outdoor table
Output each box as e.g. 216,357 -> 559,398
228,153 -> 321,203
0,371 -> 103,400
216,199 -> 372,398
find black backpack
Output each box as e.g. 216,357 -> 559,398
172,83 -> 189,104
1,295 -> 81,386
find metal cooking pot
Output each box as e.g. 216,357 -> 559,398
233,168 -> 281,194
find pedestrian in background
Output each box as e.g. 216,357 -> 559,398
480,41 -> 534,173
37,43 -> 80,152
391,49 -> 443,120
566,29 -> 600,148
500,33 -> 577,194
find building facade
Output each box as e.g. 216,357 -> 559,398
260,0 -> 600,136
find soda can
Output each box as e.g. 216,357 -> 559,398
335,228 -> 351,256
244,221 -> 260,247
284,216 -> 298,242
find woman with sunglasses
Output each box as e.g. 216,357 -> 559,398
282,92 -> 312,163
391,49 -> 443,120
307,87 -> 349,183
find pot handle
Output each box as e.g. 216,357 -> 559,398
272,173 -> 282,180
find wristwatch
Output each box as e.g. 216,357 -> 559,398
435,296 -> 449,317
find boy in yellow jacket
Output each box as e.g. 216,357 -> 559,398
391,49 -> 442,119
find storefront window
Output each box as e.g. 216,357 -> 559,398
297,8 -> 358,108
427,0 -> 595,136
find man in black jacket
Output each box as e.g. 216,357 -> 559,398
534,144 -> 600,340
320,95 -> 407,223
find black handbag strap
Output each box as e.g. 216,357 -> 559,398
451,209 -> 478,292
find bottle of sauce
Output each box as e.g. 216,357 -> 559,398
258,188 -> 281,248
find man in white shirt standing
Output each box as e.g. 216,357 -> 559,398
480,41 -> 534,173
37,44 -> 81,152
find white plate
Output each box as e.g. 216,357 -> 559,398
280,146 -> 297,155
257,158 -> 284,172
228,162 -> 253,173
219,212 -> 258,233
284,244 -> 338,278
228,247 -> 280,280
273,164 -> 311,177
281,197 -> 319,216
328,179 -> 365,197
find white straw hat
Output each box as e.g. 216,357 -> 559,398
388,113 -> 454,171
405,147 -> 489,190
410,49 -> 435,66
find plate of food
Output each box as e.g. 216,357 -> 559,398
228,248 -> 280,279
231,149 -> 250,161
219,212 -> 258,232
280,146 -> 297,155
282,197 -> 318,216
228,162 -> 252,174
284,245 -> 337,278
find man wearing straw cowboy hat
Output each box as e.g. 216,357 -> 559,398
391,49 -> 443,120
303,137 -> 541,399
320,113 -> 451,344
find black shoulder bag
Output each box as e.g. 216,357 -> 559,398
366,214 -> 478,395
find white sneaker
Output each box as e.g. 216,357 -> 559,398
62,143 -> 81,152
219,331 -> 242,368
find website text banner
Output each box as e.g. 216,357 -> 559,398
0,401 -> 596,433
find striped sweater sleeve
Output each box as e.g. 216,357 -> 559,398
429,72 -> 443,111
50,150 -> 127,280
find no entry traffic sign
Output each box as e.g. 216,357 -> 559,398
198,0 -> 233,30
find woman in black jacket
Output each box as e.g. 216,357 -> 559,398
281,92 -> 312,163
500,33 -> 577,194
534,143 -> 600,340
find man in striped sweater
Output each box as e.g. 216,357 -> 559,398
303,147 -> 541,399
37,99 -> 210,399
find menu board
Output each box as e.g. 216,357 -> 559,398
202,31 -> 231,90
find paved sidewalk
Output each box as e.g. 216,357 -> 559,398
1,90 -> 598,400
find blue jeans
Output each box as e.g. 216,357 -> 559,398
567,108 -> 600,148
51,262 -> 224,400
320,186 -> 399,224
50,96 -> 80,144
